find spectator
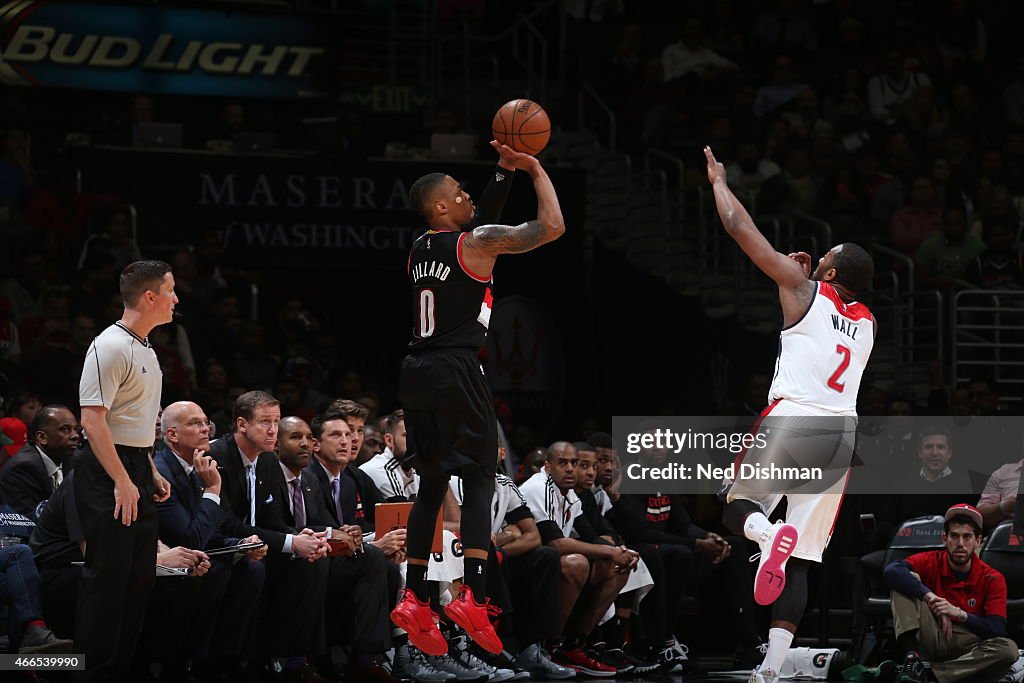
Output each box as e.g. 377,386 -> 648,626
753,55 -> 809,118
0,543 -> 74,653
915,205 -> 985,288
0,128 -> 34,207
867,48 -> 932,125
0,251 -> 49,323
882,425 -> 972,531
757,146 -> 820,214
0,414 -> 29,467
890,176 -> 942,255
0,299 -> 20,368
0,405 -> 78,517
977,457 -> 1022,530
725,140 -> 780,198
966,222 -> 1024,289
660,18 -> 737,84
935,0 -> 987,75
1003,56 -> 1024,129
749,0 -> 817,57
883,504 -> 1017,682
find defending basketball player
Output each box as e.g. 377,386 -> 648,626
391,141 -> 564,657
704,146 -> 875,683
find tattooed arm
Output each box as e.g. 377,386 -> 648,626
461,151 -> 565,276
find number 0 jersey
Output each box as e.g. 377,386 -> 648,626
407,229 -> 493,353
768,281 -> 874,416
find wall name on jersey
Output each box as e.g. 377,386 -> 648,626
831,314 -> 860,340
411,260 -> 452,283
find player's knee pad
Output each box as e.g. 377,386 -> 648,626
772,557 -> 811,624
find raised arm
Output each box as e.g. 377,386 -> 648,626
705,146 -> 814,325
460,143 -> 565,277
705,146 -> 808,289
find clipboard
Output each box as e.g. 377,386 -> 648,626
375,502 -> 443,554
205,541 -> 265,556
156,565 -> 190,577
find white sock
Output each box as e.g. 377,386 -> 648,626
762,627 -> 793,673
743,511 -> 773,544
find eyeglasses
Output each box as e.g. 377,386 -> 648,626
182,419 -> 216,437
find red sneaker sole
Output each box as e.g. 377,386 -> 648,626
444,604 -> 503,654
390,609 -> 448,656
753,524 -> 798,606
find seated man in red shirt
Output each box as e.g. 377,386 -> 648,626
883,504 -> 1018,683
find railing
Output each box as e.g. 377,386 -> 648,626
644,148 -> 685,224
897,289 -> 944,388
435,0 -> 559,123
578,83 -> 616,152
952,290 -> 1024,404
870,244 -> 914,296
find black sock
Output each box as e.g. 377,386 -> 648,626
428,581 -> 443,614
406,564 -> 428,602
896,630 -> 920,657
464,557 -> 487,598
604,616 -> 627,649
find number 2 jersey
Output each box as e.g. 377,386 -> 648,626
407,229 -> 493,353
768,281 -> 874,416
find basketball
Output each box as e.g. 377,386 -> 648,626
492,99 -> 551,155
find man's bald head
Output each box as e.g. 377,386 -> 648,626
279,416 -> 311,434
547,440 -> 576,462
161,401 -> 211,460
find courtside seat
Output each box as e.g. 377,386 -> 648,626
854,515 -> 945,662
979,521 -> 1024,637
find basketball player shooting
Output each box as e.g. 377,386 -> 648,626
704,146 -> 875,683
391,141 -> 565,657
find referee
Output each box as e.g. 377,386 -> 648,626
75,260 -> 175,681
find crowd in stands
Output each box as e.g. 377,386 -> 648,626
577,0 -> 1024,292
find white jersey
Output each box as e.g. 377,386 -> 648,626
359,448 -> 419,500
768,281 -> 874,416
450,473 -> 533,535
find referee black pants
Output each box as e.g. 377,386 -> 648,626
74,443 -> 158,682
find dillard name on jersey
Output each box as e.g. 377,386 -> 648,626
410,260 -> 451,283
831,314 -> 860,340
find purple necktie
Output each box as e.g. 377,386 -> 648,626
331,478 -> 344,525
290,479 -> 306,528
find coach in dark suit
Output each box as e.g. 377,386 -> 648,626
0,405 -> 79,518
208,391 -> 330,672
281,416 -> 396,681
156,401 -> 266,674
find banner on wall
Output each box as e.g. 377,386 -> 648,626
76,147 -> 585,269
0,1 -> 335,98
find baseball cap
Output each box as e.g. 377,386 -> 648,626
0,417 -> 27,457
944,503 -> 983,530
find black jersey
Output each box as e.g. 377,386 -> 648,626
407,229 -> 493,353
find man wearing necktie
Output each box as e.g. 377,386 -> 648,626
208,391 -> 331,678
279,416 -> 398,682
0,405 -> 79,519
154,401 -> 266,677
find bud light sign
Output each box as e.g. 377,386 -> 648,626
0,1 -> 335,98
